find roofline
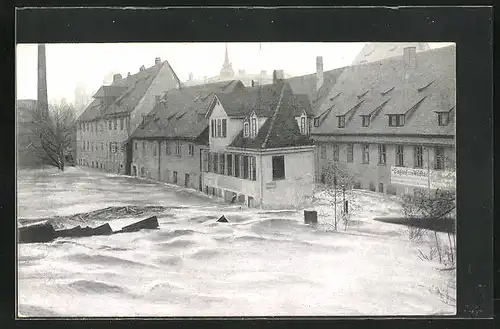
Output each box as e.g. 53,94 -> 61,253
226,144 -> 315,154
130,136 -> 200,142
312,132 -> 455,139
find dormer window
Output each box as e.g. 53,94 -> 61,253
388,114 -> 405,127
338,115 -> 346,128
244,122 -> 249,137
251,117 -> 257,137
437,112 -> 450,126
361,115 -> 370,127
300,116 -> 306,134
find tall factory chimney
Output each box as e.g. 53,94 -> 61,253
37,44 -> 49,118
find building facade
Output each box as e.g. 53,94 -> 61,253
76,58 -> 181,174
202,74 -> 316,208
129,80 -> 245,190
312,45 -> 456,195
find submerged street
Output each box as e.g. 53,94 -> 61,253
17,167 -> 455,317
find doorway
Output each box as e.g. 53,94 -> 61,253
185,173 -> 190,187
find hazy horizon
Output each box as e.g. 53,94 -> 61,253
16,42 -> 454,105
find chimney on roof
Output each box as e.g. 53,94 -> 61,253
155,57 -> 161,65
140,65 -> 146,72
113,73 -> 122,83
316,56 -> 324,91
403,46 -> 417,69
251,80 -> 255,87
127,72 -> 131,77
273,70 -> 285,84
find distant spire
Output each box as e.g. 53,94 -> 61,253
220,43 -> 235,78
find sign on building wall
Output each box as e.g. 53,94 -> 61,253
390,166 -> 455,190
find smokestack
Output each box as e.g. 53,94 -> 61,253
316,56 -> 324,91
403,46 -> 417,68
273,70 -> 285,84
113,73 -> 122,83
155,57 -> 161,65
37,44 -> 48,117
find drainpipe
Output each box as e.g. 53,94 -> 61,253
259,152 -> 264,208
158,140 -> 161,181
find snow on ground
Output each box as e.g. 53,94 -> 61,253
17,166 -> 456,317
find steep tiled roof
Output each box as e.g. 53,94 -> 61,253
131,80 -> 245,141
77,61 -> 180,122
287,67 -> 345,115
352,42 -> 431,65
228,83 -> 314,149
314,45 -> 456,137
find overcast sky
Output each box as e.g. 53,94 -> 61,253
16,42 -> 453,104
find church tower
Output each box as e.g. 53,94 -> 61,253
219,43 -> 235,79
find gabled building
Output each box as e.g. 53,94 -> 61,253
76,58 -> 181,174
129,80 -> 245,190
312,45 -> 456,195
202,71 -> 316,208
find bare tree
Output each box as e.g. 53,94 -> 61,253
29,102 -> 77,171
320,161 -> 358,231
401,156 -> 456,267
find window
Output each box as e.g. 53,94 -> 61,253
227,154 -> 233,176
188,144 -> 195,156
222,119 -> 227,137
109,120 -> 112,130
300,116 -> 306,134
244,122 -> 249,137
203,151 -> 209,172
414,146 -> 423,168
175,141 -> 181,156
362,115 -> 370,127
91,123 -> 94,132
333,144 -> 339,162
347,144 -> 354,163
217,119 -> 222,138
272,155 -> 285,180
320,145 -> 326,159
239,156 -> 245,179
362,144 -> 370,164
135,142 -> 138,151
250,156 -> 256,181
120,118 -> 124,130
165,142 -> 171,155
87,141 -> 90,150
438,112 -> 450,126
243,156 -> 249,179
219,153 -> 226,174
208,153 -> 213,172
396,145 -> 404,167
101,142 -> 104,151
211,119 -> 216,138
153,143 -> 157,156
251,118 -> 257,137
378,144 -> 387,165
389,114 -> 405,127
212,153 -> 218,174
338,116 -> 346,128
234,155 -> 240,177
173,171 -> 178,184
114,119 -> 118,130
435,146 -> 445,170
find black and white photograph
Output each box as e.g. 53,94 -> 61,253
16,38 -> 458,317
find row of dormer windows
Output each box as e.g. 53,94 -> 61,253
333,111 -> 451,129
319,143 -> 447,170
